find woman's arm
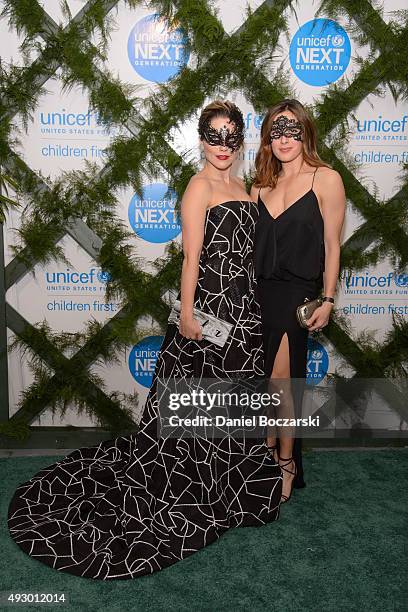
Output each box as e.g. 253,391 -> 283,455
179,177 -> 211,340
307,169 -> 346,331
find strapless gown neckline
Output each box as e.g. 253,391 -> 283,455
206,199 -> 257,214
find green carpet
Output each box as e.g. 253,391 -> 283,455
0,450 -> 406,612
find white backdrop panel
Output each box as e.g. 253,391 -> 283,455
1,0 -> 406,427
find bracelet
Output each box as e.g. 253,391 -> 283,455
322,296 -> 335,304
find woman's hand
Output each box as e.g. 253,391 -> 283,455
305,302 -> 333,332
179,314 -> 203,341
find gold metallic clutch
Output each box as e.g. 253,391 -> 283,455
296,297 -> 323,329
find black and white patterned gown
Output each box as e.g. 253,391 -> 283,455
7,199 -> 282,580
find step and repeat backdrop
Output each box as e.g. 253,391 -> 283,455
1,0 -> 407,435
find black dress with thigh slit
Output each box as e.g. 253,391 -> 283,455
254,168 -> 325,487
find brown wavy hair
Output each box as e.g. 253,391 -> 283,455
254,99 -> 331,188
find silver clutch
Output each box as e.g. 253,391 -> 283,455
296,297 -> 323,328
168,299 -> 233,348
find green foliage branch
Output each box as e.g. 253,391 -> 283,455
0,0 -> 406,441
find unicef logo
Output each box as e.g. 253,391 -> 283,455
128,183 -> 181,243
332,35 -> 344,47
97,270 -> 111,283
128,335 -> 164,388
306,338 -> 329,386
127,13 -> 190,83
394,272 -> 408,287
289,19 -> 351,86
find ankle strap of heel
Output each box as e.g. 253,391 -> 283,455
278,456 -> 296,475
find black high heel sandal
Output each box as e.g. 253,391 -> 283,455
278,455 -> 297,503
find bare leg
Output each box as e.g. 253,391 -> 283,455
269,332 -> 296,503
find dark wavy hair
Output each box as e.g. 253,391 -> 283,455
254,98 -> 331,188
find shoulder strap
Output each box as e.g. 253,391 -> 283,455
311,167 -> 318,189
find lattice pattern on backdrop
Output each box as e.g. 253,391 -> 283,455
0,0 -> 407,446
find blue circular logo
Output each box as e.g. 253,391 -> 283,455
306,338 -> 329,386
128,335 -> 164,388
97,270 -> 111,283
127,13 -> 190,83
289,19 -> 351,86
394,272 -> 408,287
128,183 -> 181,243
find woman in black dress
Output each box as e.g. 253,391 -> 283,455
251,99 -> 345,503
7,100 -> 282,580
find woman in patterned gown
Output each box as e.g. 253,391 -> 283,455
7,100 -> 282,581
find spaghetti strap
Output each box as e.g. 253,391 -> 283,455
311,167 -> 318,189
255,164 -> 325,493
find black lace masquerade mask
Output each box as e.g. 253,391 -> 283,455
198,119 -> 244,151
270,115 -> 303,141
